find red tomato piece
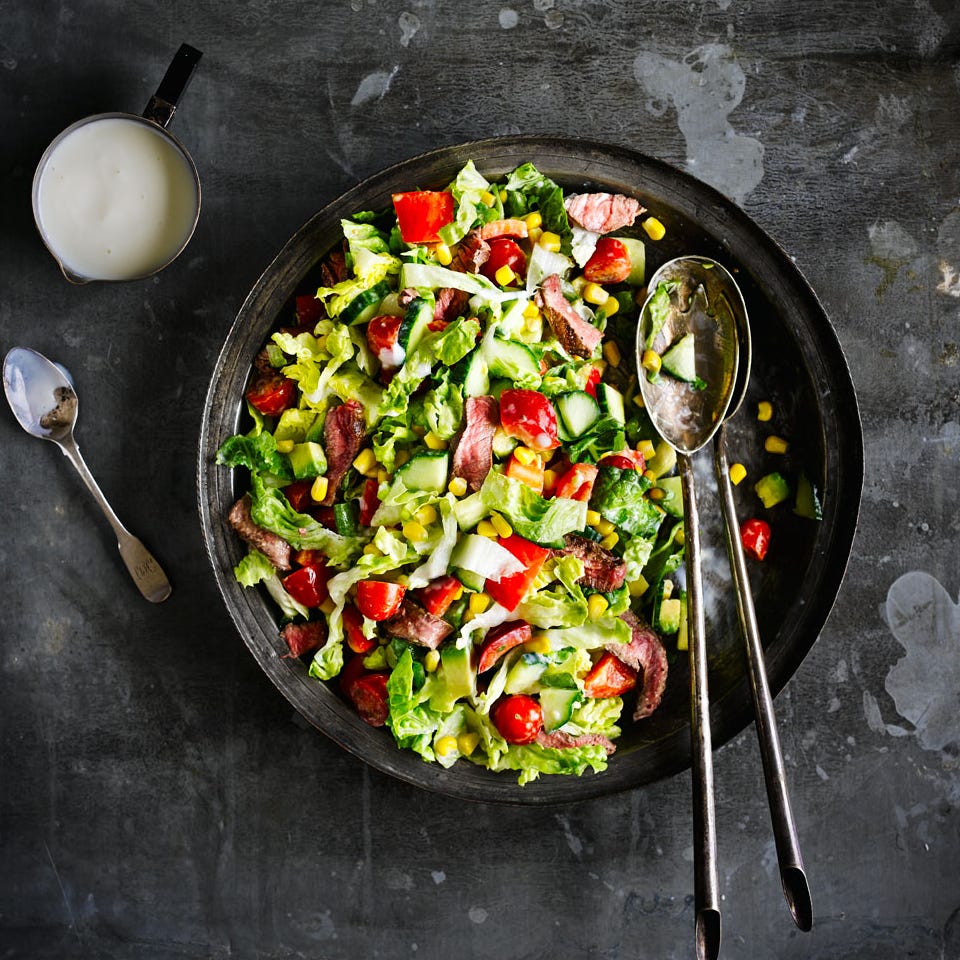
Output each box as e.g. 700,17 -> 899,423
583,652 -> 638,699
600,449 -> 646,472
477,620 -> 532,673
309,506 -> 338,530
356,580 -> 406,621
504,450 -> 545,494
392,191 -> 455,244
342,603 -> 376,654
281,562 -> 331,608
366,314 -> 405,374
554,462 -> 599,502
295,293 -> 325,327
484,534 -> 552,612
584,365 -> 602,398
500,389 -> 560,451
480,238 -> 527,283
246,376 -> 296,417
418,575 -> 462,617
491,694 -> 543,745
348,672 -> 390,727
741,518 -> 771,561
339,653 -> 368,694
358,478 -> 380,527
283,479 -> 315,513
583,237 -> 631,284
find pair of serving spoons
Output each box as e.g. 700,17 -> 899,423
637,257 -> 812,959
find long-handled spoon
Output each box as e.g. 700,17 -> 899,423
638,257 -> 740,960
712,298 -> 813,931
3,347 -> 172,602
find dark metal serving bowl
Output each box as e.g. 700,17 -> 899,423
197,137 -> 862,805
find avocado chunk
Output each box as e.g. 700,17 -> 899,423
428,645 -> 476,713
288,441 -> 328,479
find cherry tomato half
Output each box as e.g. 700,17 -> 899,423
342,603 -> 376,654
491,694 -> 544,745
583,237 -> 631,284
480,238 -> 527,283
500,389 -> 560,451
740,518 -> 771,561
366,314 -> 405,373
281,562 -> 331,608
356,580 -> 406,621
246,375 -> 296,416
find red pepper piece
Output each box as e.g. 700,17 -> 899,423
583,237 -> 631,284
358,478 -> 380,527
392,191 -> 455,243
477,620 -> 533,673
418,575 -> 462,618
740,518 -> 771,561
342,603 -> 376,654
484,534 -> 551,612
554,462 -> 599,502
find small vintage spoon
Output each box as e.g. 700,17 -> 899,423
3,347 -> 172,603
638,256 -> 740,960
712,291 -> 813,931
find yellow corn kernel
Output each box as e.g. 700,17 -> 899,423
524,211 -> 542,231
602,296 -> 619,317
499,188 -> 508,203
542,468 -> 558,492
729,462 -> 747,486
764,435 -> 789,455
362,542 -> 381,556
457,732 -> 480,756
424,431 -> 447,450
643,468 -> 657,482
480,190 -> 496,207
469,592 -> 491,615
448,476 -> 468,496
424,649 -> 441,672
632,393 -> 646,409
435,735 -> 459,758
596,518 -> 615,536
476,519 -> 499,539
639,439 -> 656,461
275,438 -> 295,454
394,449 -> 411,468
582,282 -> 608,305
522,300 -> 541,320
416,504 -> 438,526
319,596 -> 336,615
353,448 -> 378,476
662,578 -> 674,599
757,400 -> 773,422
642,216 -> 666,241
525,633 -> 552,655
310,476 -> 329,502
586,509 -> 602,527
527,226 -> 543,245
641,349 -> 662,374
603,340 -> 622,367
451,584 -> 464,601
539,231 -> 562,253
588,593 -> 609,621
628,576 -> 649,598
377,468 -> 389,483
648,487 -> 665,501
434,242 -> 452,266
490,513 -> 513,538
600,532 -> 619,550
513,445 -> 538,466
495,264 -> 517,286
402,520 -> 429,542
674,527 -> 685,546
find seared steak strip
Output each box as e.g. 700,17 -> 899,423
554,533 -> 627,592
433,287 -> 470,327
281,620 -> 327,657
228,494 -> 293,571
452,395 -> 499,492
535,274 -> 603,358
608,610 -> 669,720
322,400 -> 366,506
450,229 -> 490,274
536,730 -> 616,755
564,192 -> 644,234
383,600 -> 454,649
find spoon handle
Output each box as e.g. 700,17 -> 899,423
56,436 -> 172,603
713,430 -> 812,931
678,453 -> 722,960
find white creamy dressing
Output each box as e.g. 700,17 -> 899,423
35,117 -> 198,280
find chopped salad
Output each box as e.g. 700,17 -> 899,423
218,160 -> 695,784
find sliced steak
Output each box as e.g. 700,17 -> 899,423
319,245 -> 350,287
383,600 -> 453,649
322,399 -> 366,506
554,533 -> 627,592
281,620 -> 327,657
536,730 -> 616,755
450,229 -> 490,274
535,274 -> 604,358
452,395 -> 499,492
433,287 -> 470,327
398,287 -> 419,309
564,192 -> 644,234
608,610 -> 669,721
479,218 -> 529,240
228,494 -> 292,571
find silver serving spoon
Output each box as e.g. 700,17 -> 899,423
638,256 -> 740,960
712,292 -> 813,931
3,347 -> 172,602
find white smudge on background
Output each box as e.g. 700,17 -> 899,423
431,870 -> 445,885
869,220 -> 919,261
499,8 -> 518,28
398,12 -> 420,46
937,210 -> 960,297
883,571 -> 960,751
351,67 -> 399,106
469,905 -> 488,924
555,813 -> 584,857
632,44 -> 764,203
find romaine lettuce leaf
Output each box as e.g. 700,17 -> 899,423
216,432 -> 292,480
589,465 -> 663,537
438,160 -> 496,246
341,217 -> 401,283
542,616 -> 632,650
233,549 -> 310,620
480,470 -> 588,547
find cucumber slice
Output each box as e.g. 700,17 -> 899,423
491,427 -> 519,459
539,688 -> 581,731
398,297 -> 434,356
656,475 -> 684,518
646,439 -> 677,479
453,490 -> 488,530
596,383 -> 625,424
340,280 -> 390,325
452,348 -> 490,398
453,566 -> 486,593
503,658 -> 546,695
555,391 -> 600,438
618,236 -> 646,286
396,451 -> 449,492
485,337 -> 541,382
660,333 -> 706,389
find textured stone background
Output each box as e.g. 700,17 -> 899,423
1,1 -> 958,957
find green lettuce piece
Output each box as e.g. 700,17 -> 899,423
407,497 -> 459,588
420,375 -> 464,440
589,465 -> 663,537
372,415 -> 419,473
311,638 -> 344,681
517,555 -> 589,628
315,276 -> 381,318
565,696 -> 623,740
541,647 -> 593,687
431,706 -> 469,769
327,366 -> 383,427
644,281 -> 676,350
399,261 -> 511,305
438,159 -> 495,246
486,740 -> 610,785
542,616 -> 632,650
341,217 -> 401,283
479,470 -> 588,547
216,432 -> 292,479
275,325 -> 355,407
386,649 -> 443,758
502,163 -> 572,251
233,549 -> 310,620
622,533 -> 656,582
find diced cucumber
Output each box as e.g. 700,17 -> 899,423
453,490 -> 488,530
396,451 -> 449,492
340,280 -> 390,325
333,502 -> 359,536
428,645 -> 476,713
618,236 -> 646,286
539,688 -> 581,731
504,658 -> 546,695
287,441 -> 327,479
492,427 -> 519,459
755,471 -> 790,509
646,439 -> 677,479
656,475 -> 684,518
660,333 -> 706,390
489,378 -> 513,401
596,383 -> 625,424
398,297 -> 434,356
452,348 -> 490,398
453,567 -> 486,593
484,337 -> 541,382
794,473 -> 823,520
555,391 -> 600,438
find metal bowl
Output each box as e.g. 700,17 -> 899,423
197,137 -> 862,805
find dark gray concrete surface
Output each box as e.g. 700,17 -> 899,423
2,2 -> 959,957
